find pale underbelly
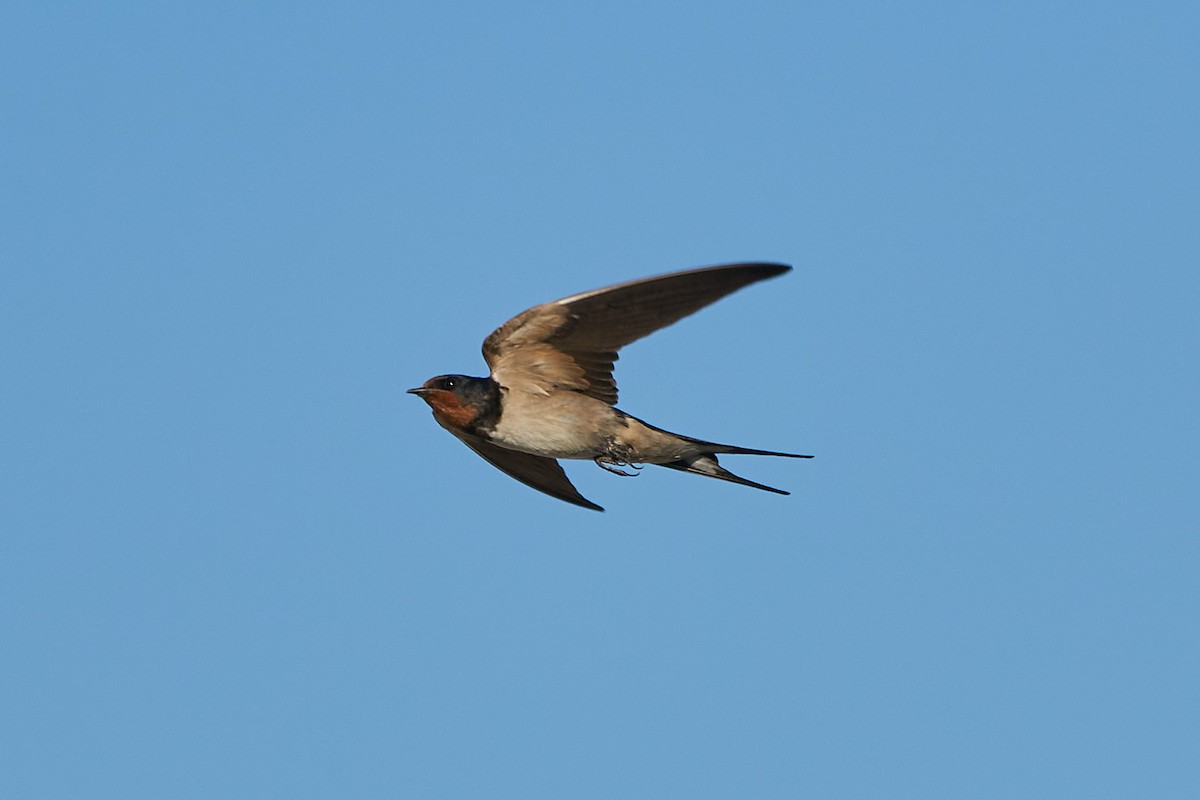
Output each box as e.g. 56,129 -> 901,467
489,395 -> 611,459
489,394 -> 700,463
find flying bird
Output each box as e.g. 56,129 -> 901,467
408,262 -> 812,511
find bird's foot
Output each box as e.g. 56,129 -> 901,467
596,459 -> 643,477
595,439 -> 644,477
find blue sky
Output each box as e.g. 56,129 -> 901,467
3,2 -> 1198,797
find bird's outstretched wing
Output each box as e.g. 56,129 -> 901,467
482,262 -> 790,405
446,429 -> 603,511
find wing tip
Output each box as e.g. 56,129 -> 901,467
716,261 -> 792,277
572,496 -> 606,512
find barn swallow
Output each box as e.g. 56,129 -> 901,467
408,262 -> 812,511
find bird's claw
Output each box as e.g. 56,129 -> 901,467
595,459 -> 643,477
595,439 -> 644,477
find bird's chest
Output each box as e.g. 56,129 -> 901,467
488,391 -> 613,459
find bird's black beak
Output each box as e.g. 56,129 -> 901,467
407,387 -> 431,396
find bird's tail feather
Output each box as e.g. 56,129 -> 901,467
657,454 -> 791,495
709,443 -> 813,458
623,412 -> 813,460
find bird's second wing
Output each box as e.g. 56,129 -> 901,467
447,429 -> 603,512
483,262 -> 790,405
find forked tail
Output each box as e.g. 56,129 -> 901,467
656,448 -> 813,495
619,411 -> 812,494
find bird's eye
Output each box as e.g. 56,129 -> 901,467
442,377 -> 458,389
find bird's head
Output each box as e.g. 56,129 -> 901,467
407,375 -> 500,432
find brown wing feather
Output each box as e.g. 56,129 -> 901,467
448,429 -> 604,511
483,262 -> 790,404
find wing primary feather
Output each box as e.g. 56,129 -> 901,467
449,430 -> 604,511
482,262 -> 790,406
